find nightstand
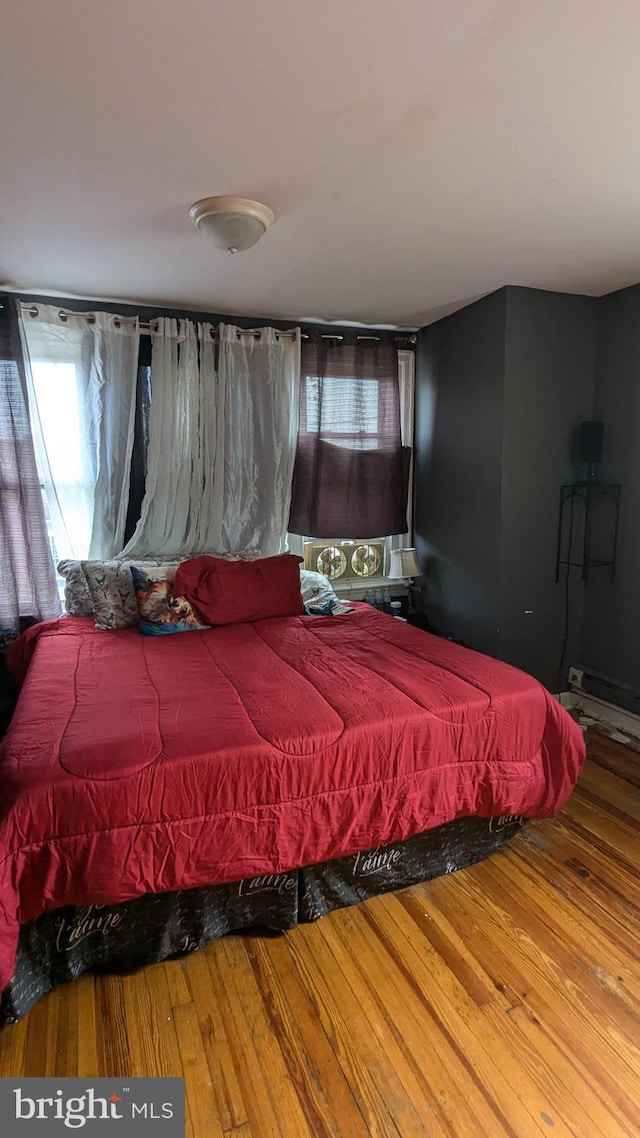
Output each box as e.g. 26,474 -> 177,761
406,611 -> 430,632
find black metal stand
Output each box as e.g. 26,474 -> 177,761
555,480 -> 621,582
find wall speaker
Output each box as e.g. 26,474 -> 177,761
579,420 -> 604,464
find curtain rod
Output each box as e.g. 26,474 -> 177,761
18,304 -> 416,344
20,304 -> 298,340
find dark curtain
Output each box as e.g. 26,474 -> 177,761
288,336 -> 409,537
123,365 -> 152,545
0,304 -> 60,632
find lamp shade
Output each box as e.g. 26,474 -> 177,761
388,547 -> 421,578
189,196 -> 274,253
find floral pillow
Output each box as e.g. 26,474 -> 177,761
130,567 -> 209,636
57,560 -> 94,617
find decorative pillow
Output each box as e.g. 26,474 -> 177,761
82,560 -> 179,630
299,568 -> 354,615
82,550 -> 263,630
57,560 -> 93,617
300,569 -> 338,608
174,554 -> 305,626
130,566 -> 209,636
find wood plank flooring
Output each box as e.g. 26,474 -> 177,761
1,731 -> 639,1136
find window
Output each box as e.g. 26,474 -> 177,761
30,361 -> 95,562
289,349 -> 415,590
19,304 -> 140,564
0,339 -> 62,629
304,374 -> 381,450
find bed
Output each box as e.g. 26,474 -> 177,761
0,602 -> 585,1023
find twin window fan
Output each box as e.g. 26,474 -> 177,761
304,540 -> 386,581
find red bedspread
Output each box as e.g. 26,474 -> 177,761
0,605 -> 585,993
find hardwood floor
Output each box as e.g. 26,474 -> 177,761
1,732 -> 639,1137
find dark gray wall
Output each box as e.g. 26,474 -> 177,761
500,288 -> 597,688
414,289 -> 506,656
579,284 -> 640,695
414,285 -> 598,690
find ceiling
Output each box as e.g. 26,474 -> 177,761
3,0 -> 640,327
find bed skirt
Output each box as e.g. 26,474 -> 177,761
0,813 -> 525,1024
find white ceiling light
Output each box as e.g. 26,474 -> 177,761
189,196 -> 274,253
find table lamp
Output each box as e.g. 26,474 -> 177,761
388,547 -> 421,615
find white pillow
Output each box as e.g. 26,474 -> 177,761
300,569 -> 339,608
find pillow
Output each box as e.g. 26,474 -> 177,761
130,566 -> 209,636
300,569 -> 355,616
57,560 -> 93,617
174,554 -> 305,626
82,550 -> 262,630
300,569 -> 338,608
82,560 -> 180,630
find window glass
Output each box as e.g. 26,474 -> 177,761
30,361 -> 95,561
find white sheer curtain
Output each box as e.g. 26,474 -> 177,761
18,304 -> 140,560
215,324 -> 300,556
119,318 -> 217,557
120,321 -> 300,559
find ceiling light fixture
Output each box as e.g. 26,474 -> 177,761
189,196 -> 274,253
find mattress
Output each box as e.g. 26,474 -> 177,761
0,604 -> 585,993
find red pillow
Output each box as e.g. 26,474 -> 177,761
173,554 -> 304,626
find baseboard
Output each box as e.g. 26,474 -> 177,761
558,691 -> 574,709
570,689 -> 640,747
